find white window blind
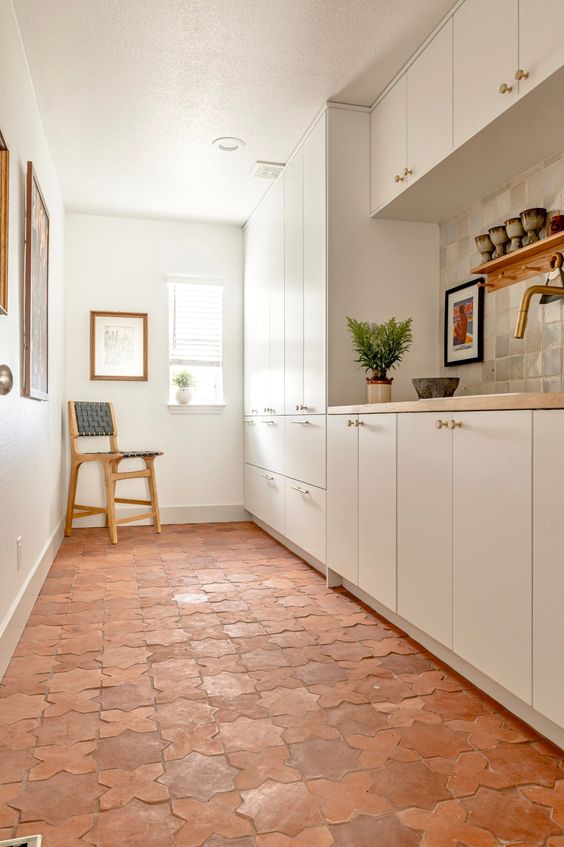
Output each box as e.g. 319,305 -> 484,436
168,279 -> 224,367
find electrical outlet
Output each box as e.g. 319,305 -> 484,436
16,536 -> 22,570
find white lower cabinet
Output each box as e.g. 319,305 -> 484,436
358,414 -> 397,611
244,464 -> 285,536
244,416 -> 284,475
284,415 -> 326,489
533,410 -> 564,725
452,411 -> 532,704
397,413 -> 453,647
327,415 -> 359,584
285,476 -> 326,563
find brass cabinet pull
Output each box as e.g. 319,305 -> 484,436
261,420 -> 275,425
291,420 -> 310,425
403,167 -> 413,177
394,173 -> 405,183
260,473 -> 274,481
449,419 -> 463,429
346,419 -> 355,427
291,485 -> 310,495
499,82 -> 513,94
355,420 -> 365,427
263,407 -> 275,413
250,409 -> 258,414
244,420 -> 255,424
515,68 -> 529,81
295,404 -> 308,411
436,419 -> 449,429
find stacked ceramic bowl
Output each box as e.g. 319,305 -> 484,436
474,208 -> 547,262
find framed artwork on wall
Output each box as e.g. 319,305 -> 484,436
0,130 -> 9,316
444,278 -> 484,367
90,310 -> 148,380
23,162 -> 50,400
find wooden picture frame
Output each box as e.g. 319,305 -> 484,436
90,310 -> 148,380
23,162 -> 50,400
0,130 -> 9,316
444,278 -> 484,367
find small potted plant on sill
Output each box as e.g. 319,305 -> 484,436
172,370 -> 196,405
347,315 -> 413,404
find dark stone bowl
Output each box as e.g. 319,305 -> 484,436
412,377 -> 460,399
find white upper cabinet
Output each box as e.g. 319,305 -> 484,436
452,411 -> 532,704
284,148 -> 304,414
358,414 -> 397,612
397,414 -> 453,647
244,209 -> 269,415
407,20 -> 453,185
370,76 -> 407,212
518,0 -> 564,96
453,0 -> 518,148
303,115 -> 327,415
268,179 -> 285,415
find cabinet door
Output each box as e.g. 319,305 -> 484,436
397,414 -> 453,647
407,20 -> 453,185
255,417 -> 284,476
269,177 -> 285,415
244,464 -> 285,535
358,414 -> 397,611
518,0 -> 564,97
533,410 -> 564,726
285,478 -> 326,564
370,75 -> 406,212
327,415 -> 358,584
454,0 -> 518,148
453,411 -> 532,703
284,149 -> 304,413
303,115 -> 326,414
243,216 -> 264,415
284,415 -> 326,489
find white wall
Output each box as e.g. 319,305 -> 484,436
327,106 -> 440,405
65,213 -> 244,523
0,0 -> 66,675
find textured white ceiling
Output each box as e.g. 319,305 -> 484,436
13,0 -> 456,225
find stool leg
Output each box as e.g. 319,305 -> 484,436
65,462 -> 80,537
105,459 -> 118,528
104,462 -> 118,544
146,457 -> 162,533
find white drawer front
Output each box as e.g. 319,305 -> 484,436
244,464 -> 285,535
244,416 -> 284,474
284,415 -> 326,488
285,477 -> 326,564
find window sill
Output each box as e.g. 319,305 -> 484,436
167,403 -> 226,414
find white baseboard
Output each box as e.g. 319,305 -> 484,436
76,504 -> 250,527
251,518 -> 326,576
0,518 -> 64,681
341,577 -> 564,750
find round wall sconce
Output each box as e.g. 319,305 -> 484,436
0,364 -> 14,395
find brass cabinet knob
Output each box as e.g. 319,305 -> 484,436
449,419 -> 463,429
403,167 -> 413,177
346,419 -> 355,427
355,420 -> 365,427
394,174 -> 405,183
499,82 -> 513,94
435,419 -> 449,429
515,68 -> 529,81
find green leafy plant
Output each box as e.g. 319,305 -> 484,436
172,369 -> 196,389
346,316 -> 413,380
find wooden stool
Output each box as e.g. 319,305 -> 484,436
65,400 -> 163,544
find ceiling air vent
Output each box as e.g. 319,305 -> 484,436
251,161 -> 285,180
0,838 -> 42,847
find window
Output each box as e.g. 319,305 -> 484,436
168,276 -> 224,406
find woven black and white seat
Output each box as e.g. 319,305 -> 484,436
65,401 -> 163,544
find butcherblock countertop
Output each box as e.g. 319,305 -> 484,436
328,392 -> 564,414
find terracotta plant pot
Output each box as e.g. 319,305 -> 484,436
367,376 -> 392,404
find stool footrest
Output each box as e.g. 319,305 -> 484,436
73,506 -> 107,518
115,511 -> 155,525
114,497 -> 151,505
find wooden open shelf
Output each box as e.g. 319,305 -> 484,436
471,230 -> 564,291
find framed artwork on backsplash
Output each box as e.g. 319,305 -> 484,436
444,278 -> 484,367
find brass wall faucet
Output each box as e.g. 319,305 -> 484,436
514,284 -> 564,338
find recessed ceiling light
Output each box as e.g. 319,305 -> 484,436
212,137 -> 245,152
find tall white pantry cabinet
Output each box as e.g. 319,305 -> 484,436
243,105 -> 439,566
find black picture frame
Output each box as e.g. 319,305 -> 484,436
444,277 -> 484,367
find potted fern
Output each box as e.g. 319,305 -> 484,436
347,316 -> 413,403
172,369 -> 196,405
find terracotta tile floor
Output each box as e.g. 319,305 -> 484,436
0,521 -> 563,846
